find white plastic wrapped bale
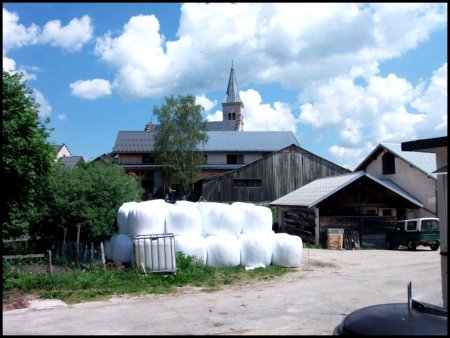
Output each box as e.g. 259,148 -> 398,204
175,200 -> 198,207
272,233 -> 303,267
134,235 -> 176,272
174,235 -> 207,264
239,233 -> 274,269
206,235 -> 240,267
232,202 -> 273,234
104,233 -> 120,261
128,199 -> 167,238
165,203 -> 202,236
117,201 -> 138,235
198,202 -> 243,238
111,233 -> 133,264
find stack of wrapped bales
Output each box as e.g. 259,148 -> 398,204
106,200 -> 303,269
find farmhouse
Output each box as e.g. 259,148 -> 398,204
54,143 -> 85,168
354,142 -> 437,219
112,64 -> 330,200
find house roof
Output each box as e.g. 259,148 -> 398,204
60,156 -> 85,168
401,136 -> 447,152
354,143 -> 437,179
270,171 -> 423,208
113,130 -> 300,153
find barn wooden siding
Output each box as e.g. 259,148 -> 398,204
320,215 -> 397,248
202,145 -> 350,203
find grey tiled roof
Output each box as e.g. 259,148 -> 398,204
60,156 -> 84,168
270,171 -> 422,208
113,131 -> 157,152
113,130 -> 300,153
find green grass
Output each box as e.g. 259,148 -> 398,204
3,252 -> 294,305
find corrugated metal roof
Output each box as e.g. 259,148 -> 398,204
270,171 -> 422,208
113,130 -> 300,153
271,172 -> 364,207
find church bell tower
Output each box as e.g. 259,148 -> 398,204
222,62 -> 244,131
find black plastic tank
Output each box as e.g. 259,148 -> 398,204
333,283 -> 447,335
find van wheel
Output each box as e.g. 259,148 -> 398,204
407,240 -> 417,251
430,243 -> 440,251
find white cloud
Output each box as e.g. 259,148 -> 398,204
2,8 -> 39,51
205,111 -> 223,122
297,61 -> 447,170
195,94 -> 216,112
39,15 -> 93,52
93,3 -> 446,98
58,114 -> 67,121
411,63 -> 448,134
240,89 -> 298,132
32,89 -> 52,118
69,79 -> 112,100
2,55 -> 16,72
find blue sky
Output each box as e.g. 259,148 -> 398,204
3,3 -> 447,170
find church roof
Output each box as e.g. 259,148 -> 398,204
224,63 -> 242,104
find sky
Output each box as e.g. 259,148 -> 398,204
3,3 -> 448,170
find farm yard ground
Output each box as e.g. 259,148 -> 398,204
3,247 -> 443,335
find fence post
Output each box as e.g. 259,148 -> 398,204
100,242 -> 106,271
48,250 -> 53,276
90,242 -> 94,268
62,227 -> 67,263
76,224 -> 81,267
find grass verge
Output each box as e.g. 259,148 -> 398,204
3,252 -> 292,306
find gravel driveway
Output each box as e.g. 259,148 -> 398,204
3,247 -> 444,335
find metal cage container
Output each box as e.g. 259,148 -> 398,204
133,233 -> 177,273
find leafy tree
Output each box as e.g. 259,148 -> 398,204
2,71 -> 55,238
34,161 -> 143,243
153,95 -> 209,199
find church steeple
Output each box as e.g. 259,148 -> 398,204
225,61 -> 242,104
222,61 -> 244,131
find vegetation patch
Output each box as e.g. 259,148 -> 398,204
3,253 -> 296,309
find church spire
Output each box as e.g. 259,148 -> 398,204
225,61 -> 242,103
222,61 -> 244,131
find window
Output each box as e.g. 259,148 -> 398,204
422,220 -> 439,231
382,152 -> 395,175
228,113 -> 231,120
406,221 -> 417,231
232,113 -> 236,120
142,154 -> 154,164
227,154 -> 244,164
381,209 -> 393,216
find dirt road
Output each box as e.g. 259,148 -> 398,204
3,247 -> 443,335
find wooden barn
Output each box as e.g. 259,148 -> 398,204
198,144 -> 350,203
